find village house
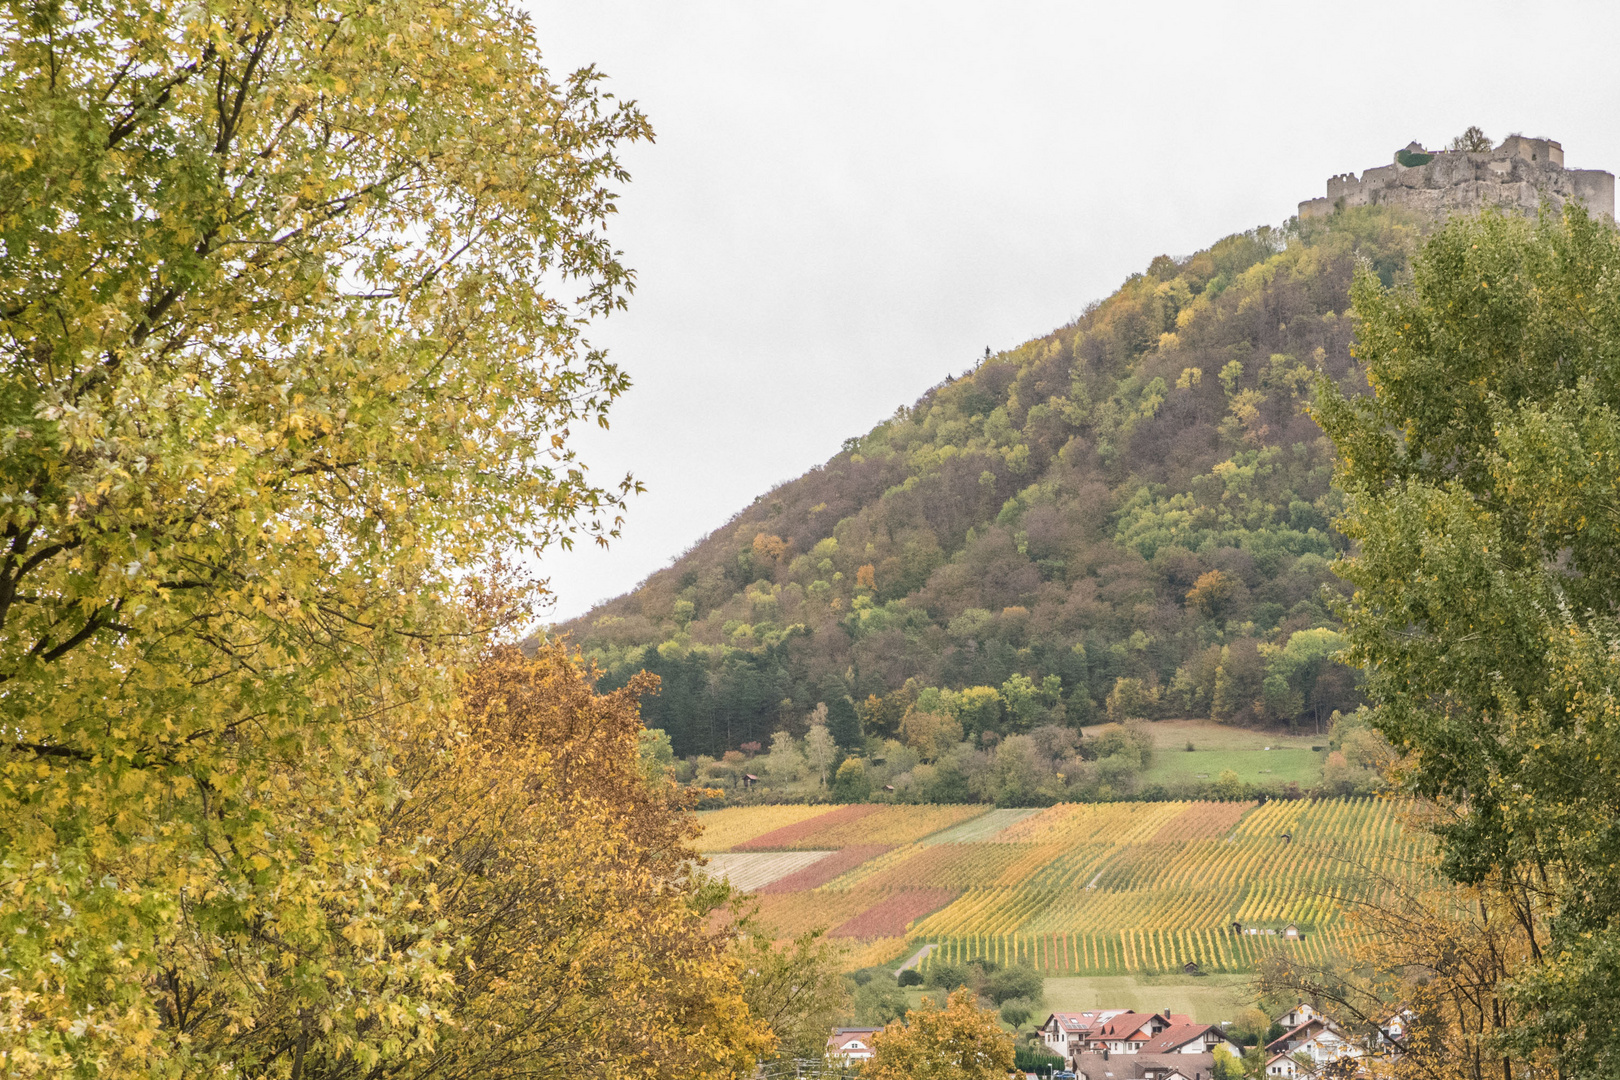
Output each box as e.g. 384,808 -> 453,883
825,1027 -> 881,1063
1266,1015 -> 1361,1068
1263,1051 -> 1307,1076
1038,1010 -> 1193,1061
1096,1011 -> 1190,1054
1073,1050 -> 1217,1080
1276,1002 -> 1322,1029
1035,999 -> 1393,1078
1137,1023 -> 1245,1057
1039,1010 -> 1127,1058
1376,1005 -> 1416,1050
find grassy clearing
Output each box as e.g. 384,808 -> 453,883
1042,973 -> 1252,1024
1130,718 -> 1326,751
1144,747 -> 1325,787
1118,719 -> 1328,787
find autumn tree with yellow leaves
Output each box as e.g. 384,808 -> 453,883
0,1 -> 771,1075
860,988 -> 1014,1080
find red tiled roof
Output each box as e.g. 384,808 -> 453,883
1093,1011 -> 1191,1040
1095,1010 -> 1154,1038
1266,1016 -> 1342,1053
1137,1022 -> 1223,1054
1043,1009 -> 1121,1033
827,1027 -> 881,1050
1073,1050 -> 1216,1078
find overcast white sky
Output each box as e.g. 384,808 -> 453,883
522,0 -> 1620,624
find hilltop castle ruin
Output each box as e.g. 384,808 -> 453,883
1299,135 -> 1614,221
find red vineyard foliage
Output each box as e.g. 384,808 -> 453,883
831,888 -> 961,939
735,804 -> 881,850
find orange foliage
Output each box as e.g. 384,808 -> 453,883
752,532 -> 789,563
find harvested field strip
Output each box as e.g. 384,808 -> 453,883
831,888 -> 960,939
698,805 -> 840,851
734,804 -> 875,850
1148,800 -> 1255,842
702,851 -> 833,893
758,844 -> 891,893
921,808 -> 1038,845
800,804 -> 986,849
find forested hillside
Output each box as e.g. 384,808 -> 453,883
566,209 -> 1422,760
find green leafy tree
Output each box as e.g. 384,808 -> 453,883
998,997 -> 1035,1030
1213,1044 -> 1267,1079
985,965 -> 1044,1005
998,673 -> 1044,732
638,726 -> 677,786
955,686 -> 1006,738
986,735 -> 1047,806
833,756 -> 873,801
827,694 -> 865,749
1315,206 -> 1620,1075
735,928 -> 850,1062
1264,628 -> 1348,730
853,980 -> 910,1026
765,729 -> 807,781
1105,676 -> 1158,722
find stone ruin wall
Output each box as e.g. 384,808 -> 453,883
1299,136 -> 1615,222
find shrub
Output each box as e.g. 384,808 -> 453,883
832,757 -> 873,801
852,980 -> 909,1025
986,965 -> 1044,1005
898,968 -> 924,987
1015,1044 -> 1066,1071
1000,996 -> 1038,1029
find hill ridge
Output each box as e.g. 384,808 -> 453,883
565,207 -> 1424,774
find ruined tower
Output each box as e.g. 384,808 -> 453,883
1298,135 -> 1614,221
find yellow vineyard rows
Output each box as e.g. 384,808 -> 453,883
802,804 -> 986,849
715,798 -> 1425,975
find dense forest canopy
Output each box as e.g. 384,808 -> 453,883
565,208 -> 1424,758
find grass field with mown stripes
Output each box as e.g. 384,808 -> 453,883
699,799 -> 1425,974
